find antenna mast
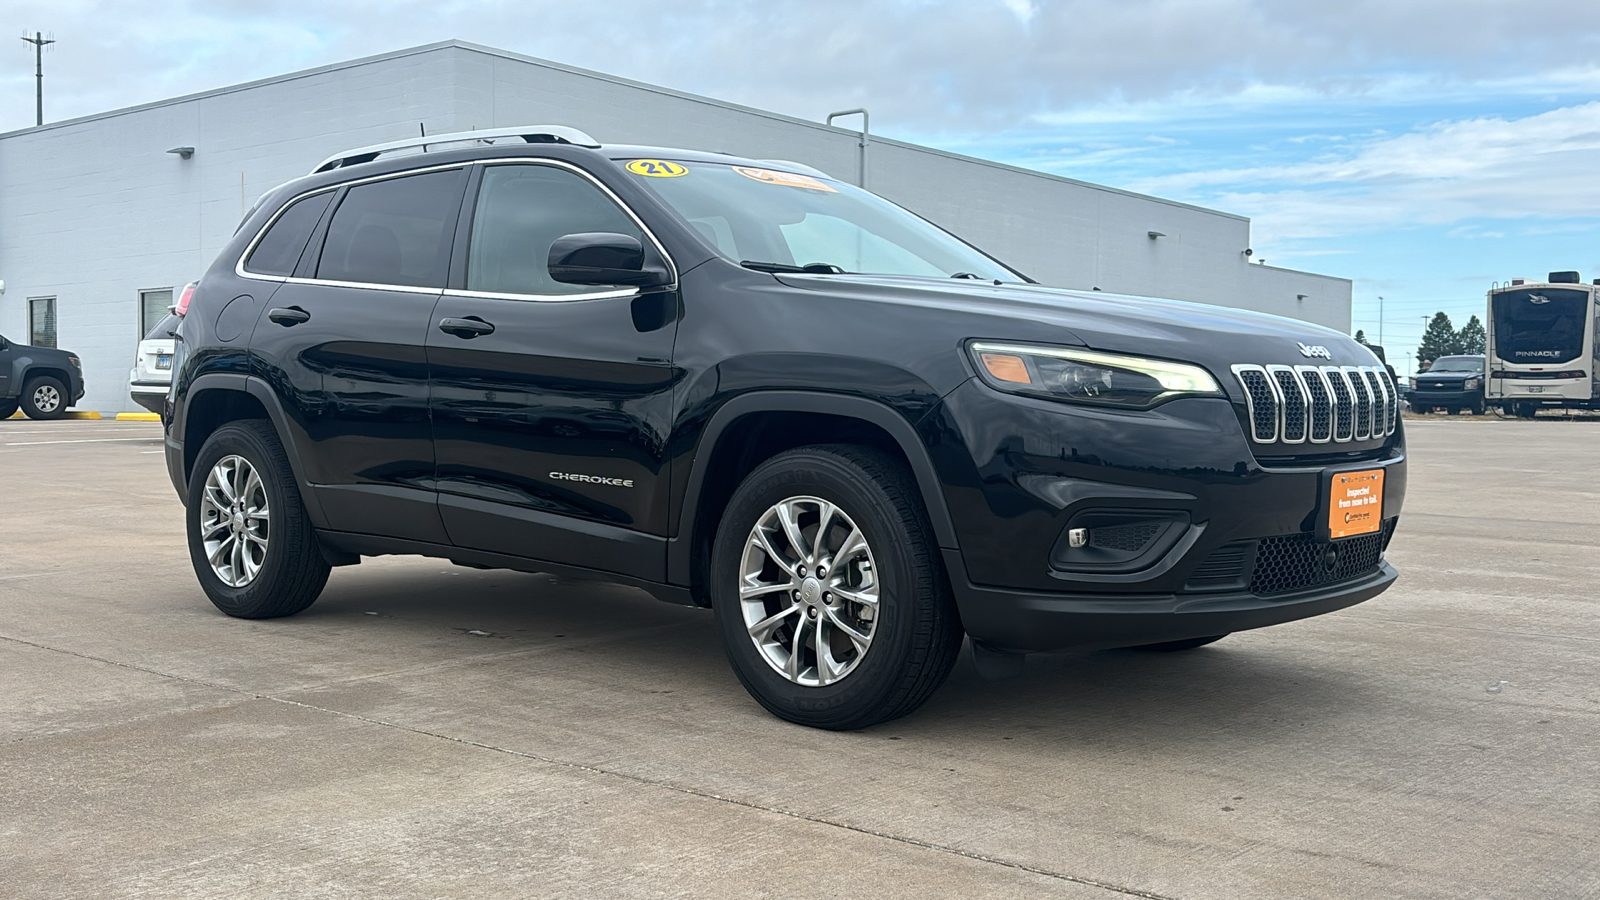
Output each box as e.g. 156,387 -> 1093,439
21,31 -> 55,127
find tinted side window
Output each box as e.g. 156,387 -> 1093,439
317,170 -> 463,289
245,191 -> 335,276
467,165 -> 643,296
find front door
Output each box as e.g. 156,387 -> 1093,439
249,167 -> 467,542
428,161 -> 680,581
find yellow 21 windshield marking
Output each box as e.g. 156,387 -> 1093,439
626,159 -> 688,177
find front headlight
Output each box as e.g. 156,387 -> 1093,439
1464,377 -> 1482,390
968,342 -> 1222,409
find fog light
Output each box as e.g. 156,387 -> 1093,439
1067,528 -> 1089,548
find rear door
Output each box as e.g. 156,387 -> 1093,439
427,161 -> 680,580
0,335 -> 12,398
248,166 -> 467,542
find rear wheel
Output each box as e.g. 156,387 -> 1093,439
20,376 -> 66,420
711,445 -> 962,730
1514,402 -> 1539,419
187,420 -> 330,618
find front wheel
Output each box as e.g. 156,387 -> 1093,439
187,420 -> 330,618
710,445 -> 962,730
21,376 -> 67,420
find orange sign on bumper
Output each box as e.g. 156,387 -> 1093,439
1327,469 -> 1385,540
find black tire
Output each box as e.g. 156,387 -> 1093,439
1133,634 -> 1228,652
710,445 -> 962,730
20,375 -> 67,420
1449,406 -> 1464,416
1470,400 -> 1486,416
0,398 -> 18,420
186,420 -> 329,618
1514,402 -> 1538,419
1413,405 -> 1431,415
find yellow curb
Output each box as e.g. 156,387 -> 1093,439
115,412 -> 162,421
8,410 -> 102,419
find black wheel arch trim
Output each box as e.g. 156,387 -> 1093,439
173,372 -> 329,528
667,390 -> 959,588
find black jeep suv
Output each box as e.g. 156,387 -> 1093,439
0,333 -> 84,420
165,126 -> 1405,729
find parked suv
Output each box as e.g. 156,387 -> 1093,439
128,284 -> 194,414
0,333 -> 84,420
1409,355 -> 1486,415
164,126 -> 1406,729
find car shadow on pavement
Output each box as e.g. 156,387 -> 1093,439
287,563 -> 1369,751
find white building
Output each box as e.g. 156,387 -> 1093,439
0,40 -> 1351,413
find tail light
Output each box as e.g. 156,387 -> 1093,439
173,281 -> 198,316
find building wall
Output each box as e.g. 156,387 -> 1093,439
0,41 -> 1351,413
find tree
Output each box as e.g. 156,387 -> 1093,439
1354,329 -> 1369,345
1458,315 -> 1486,355
1418,312 -> 1462,366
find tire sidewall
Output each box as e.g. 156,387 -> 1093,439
187,422 -> 308,617
711,452 -> 923,725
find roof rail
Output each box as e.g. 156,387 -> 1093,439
312,125 -> 601,173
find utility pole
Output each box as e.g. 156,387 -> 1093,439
1377,296 -> 1384,347
21,32 -> 55,127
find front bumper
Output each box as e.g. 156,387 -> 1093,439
1410,389 -> 1478,406
948,549 -> 1397,652
920,379 -> 1405,649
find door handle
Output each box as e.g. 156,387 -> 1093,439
267,306 -> 311,326
438,316 -> 496,339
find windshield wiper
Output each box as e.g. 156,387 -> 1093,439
741,260 -> 848,275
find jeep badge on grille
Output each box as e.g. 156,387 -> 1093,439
1297,342 -> 1333,359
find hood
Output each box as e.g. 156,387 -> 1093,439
774,274 -> 1377,370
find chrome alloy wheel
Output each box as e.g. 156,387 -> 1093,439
31,383 -> 61,414
199,455 -> 270,588
739,496 -> 880,686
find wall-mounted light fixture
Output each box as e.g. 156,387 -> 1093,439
1296,293 -> 1309,301
1148,231 -> 1166,239
167,146 -> 195,160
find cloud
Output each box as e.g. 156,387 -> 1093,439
8,0 -> 1600,133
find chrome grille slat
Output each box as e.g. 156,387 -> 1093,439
1343,366 -> 1373,440
1233,363 -> 1396,447
1267,365 -> 1308,443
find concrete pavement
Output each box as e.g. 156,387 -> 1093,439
1,416 -> 1596,898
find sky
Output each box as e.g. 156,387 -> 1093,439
5,0 -> 1600,367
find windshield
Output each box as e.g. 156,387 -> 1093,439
1491,288 -> 1588,364
623,159 -> 1020,281
1429,356 -> 1483,373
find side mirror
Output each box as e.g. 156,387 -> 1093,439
0,336 -> 8,350
549,232 -> 671,289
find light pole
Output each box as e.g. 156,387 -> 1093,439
1377,296 -> 1384,347
21,31 -> 54,127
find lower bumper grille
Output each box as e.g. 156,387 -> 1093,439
1251,525 -> 1390,596
1182,520 -> 1395,595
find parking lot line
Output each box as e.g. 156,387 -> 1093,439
4,437 -> 158,446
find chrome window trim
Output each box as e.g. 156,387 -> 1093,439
442,286 -> 638,304
1265,364 -> 1308,445
1230,364 -> 1281,444
233,158 -> 678,301
1294,365 -> 1336,444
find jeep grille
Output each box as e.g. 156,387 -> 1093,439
1231,364 -> 1398,444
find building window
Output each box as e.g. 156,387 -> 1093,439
29,297 -> 57,349
141,288 -> 174,337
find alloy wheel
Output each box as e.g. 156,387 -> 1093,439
739,496 -> 880,686
198,454 -> 270,587
31,384 -> 60,413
